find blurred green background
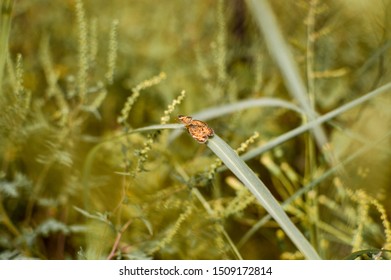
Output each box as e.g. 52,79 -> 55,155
1,0 -> 391,259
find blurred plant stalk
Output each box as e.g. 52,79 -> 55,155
0,0 -> 14,93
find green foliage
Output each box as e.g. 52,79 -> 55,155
1,0 -> 391,260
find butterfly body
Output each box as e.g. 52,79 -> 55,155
178,115 -> 214,143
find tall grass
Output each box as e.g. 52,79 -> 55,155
1,0 -> 391,260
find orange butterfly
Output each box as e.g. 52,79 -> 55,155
178,115 -> 214,143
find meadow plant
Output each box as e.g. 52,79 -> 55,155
1,0 -> 391,260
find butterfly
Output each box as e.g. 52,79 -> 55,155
178,115 -> 214,143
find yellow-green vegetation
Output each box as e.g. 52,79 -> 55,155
1,0 -> 391,260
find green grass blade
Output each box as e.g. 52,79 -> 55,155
246,0 -> 328,149
344,249 -> 391,260
168,97 -> 305,143
0,0 -> 14,91
239,81 -> 391,163
238,130 -> 391,248
207,134 -> 321,260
